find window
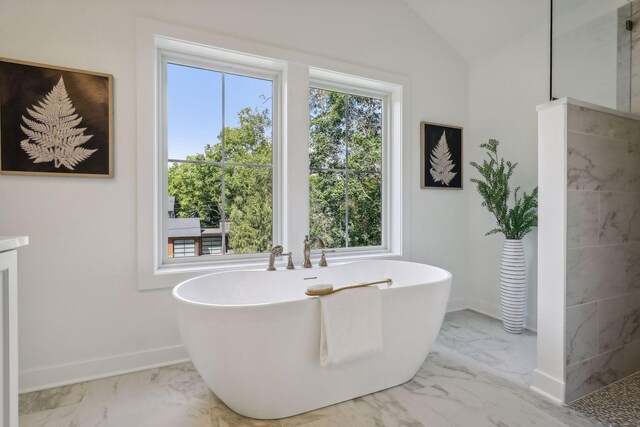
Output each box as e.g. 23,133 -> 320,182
161,55 -> 277,262
309,88 -> 383,248
141,28 -> 403,282
172,239 -> 196,257
201,236 -> 222,255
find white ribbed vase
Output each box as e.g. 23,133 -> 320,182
500,239 -> 526,334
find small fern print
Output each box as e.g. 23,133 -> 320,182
20,76 -> 97,170
429,131 -> 457,186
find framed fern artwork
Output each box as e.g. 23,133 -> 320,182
0,58 -> 113,177
420,121 -> 462,189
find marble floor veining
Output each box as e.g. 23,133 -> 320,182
19,310 -> 601,427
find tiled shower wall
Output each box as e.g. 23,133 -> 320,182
632,0 -> 640,114
565,104 -> 640,402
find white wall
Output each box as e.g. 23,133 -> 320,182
466,22 -> 549,330
0,0 -> 469,390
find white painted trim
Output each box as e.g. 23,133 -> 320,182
19,345 -> 188,393
0,236 -> 28,252
467,296 -> 500,319
530,369 -> 565,404
535,102 -> 568,403
0,249 -> 19,427
525,314 -> 538,333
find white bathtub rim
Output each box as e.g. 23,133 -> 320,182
172,260 -> 452,309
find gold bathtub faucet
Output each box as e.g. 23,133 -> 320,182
302,235 -> 325,268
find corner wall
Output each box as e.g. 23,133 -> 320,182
466,20 -> 549,329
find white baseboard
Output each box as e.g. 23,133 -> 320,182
530,369 -> 565,404
467,297 -> 537,332
446,296 -> 467,312
525,314 -> 538,332
18,297 -> 538,393
467,297 -> 500,319
19,344 -> 189,393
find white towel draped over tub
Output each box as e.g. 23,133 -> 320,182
319,286 -> 383,367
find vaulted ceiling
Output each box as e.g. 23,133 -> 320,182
401,0 -> 549,61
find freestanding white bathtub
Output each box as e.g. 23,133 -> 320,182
172,260 -> 451,419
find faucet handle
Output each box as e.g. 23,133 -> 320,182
286,252 -> 295,269
319,249 -> 335,267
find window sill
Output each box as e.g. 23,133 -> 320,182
138,248 -> 402,291
156,257 -> 271,276
311,248 -> 402,265
157,248 -> 401,276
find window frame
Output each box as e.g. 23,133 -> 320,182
307,79 -> 390,253
136,21 -> 405,290
157,47 -> 282,269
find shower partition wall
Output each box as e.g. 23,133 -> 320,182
540,0 -> 639,406
535,98 -> 640,404
551,0 -> 632,112
632,1 -> 640,113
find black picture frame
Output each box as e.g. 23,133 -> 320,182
0,58 -> 113,178
420,121 -> 463,189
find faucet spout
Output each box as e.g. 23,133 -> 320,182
302,235 -> 325,268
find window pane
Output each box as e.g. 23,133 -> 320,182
347,95 -> 382,171
163,54 -> 279,263
167,63 -> 222,161
309,171 -> 346,248
201,236 -> 222,255
309,87 -> 384,250
173,239 -> 196,258
168,162 -> 222,227
348,173 -> 382,247
224,74 -> 273,165
224,166 -> 273,254
309,88 -> 347,169
167,163 -> 222,257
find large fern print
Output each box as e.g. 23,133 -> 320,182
429,131 -> 457,185
20,76 -> 97,170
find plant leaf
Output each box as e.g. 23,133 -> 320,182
469,139 -> 538,239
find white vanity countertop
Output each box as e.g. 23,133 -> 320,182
0,236 -> 29,252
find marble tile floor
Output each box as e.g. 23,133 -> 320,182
19,310 -> 601,427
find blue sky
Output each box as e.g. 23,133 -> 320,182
167,63 -> 272,160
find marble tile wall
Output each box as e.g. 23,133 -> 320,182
565,104 -> 640,402
631,0 -> 640,115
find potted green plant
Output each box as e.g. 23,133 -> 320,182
470,139 -> 538,334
